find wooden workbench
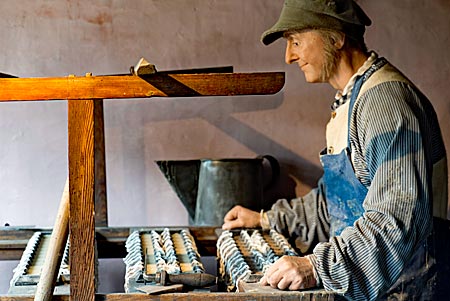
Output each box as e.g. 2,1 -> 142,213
0,70 -> 333,300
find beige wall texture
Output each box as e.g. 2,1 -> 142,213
0,0 -> 449,294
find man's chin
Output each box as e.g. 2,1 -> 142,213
303,72 -> 329,84
304,76 -> 322,84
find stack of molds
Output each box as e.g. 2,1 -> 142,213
9,232 -> 70,288
123,228 -> 205,293
217,229 -> 298,291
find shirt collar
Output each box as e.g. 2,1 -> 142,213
332,51 -> 378,110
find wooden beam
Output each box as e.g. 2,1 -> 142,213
0,292 -> 334,301
0,72 -> 284,101
68,99 -> 98,301
94,99 -> 108,227
0,226 -> 217,260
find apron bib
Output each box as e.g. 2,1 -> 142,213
320,58 -> 387,236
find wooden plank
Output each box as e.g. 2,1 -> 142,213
0,240 -> 29,260
238,282 -> 334,300
0,296 -> 68,301
135,284 -> 183,295
0,227 -> 128,260
0,228 -> 44,260
0,228 -> 43,240
0,226 -> 219,260
0,227 -> 128,242
68,99 -> 97,301
0,72 -> 285,101
94,99 -> 108,227
7,284 -> 70,297
0,292 -> 334,301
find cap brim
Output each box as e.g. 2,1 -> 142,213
260,6 -> 330,45
261,28 -> 289,45
261,5 -> 305,45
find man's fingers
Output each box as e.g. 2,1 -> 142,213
285,272 -> 304,291
276,276 -> 290,290
222,219 -> 243,230
261,256 -> 318,291
267,273 -> 303,291
265,269 -> 283,289
223,205 -> 241,222
223,211 -> 236,222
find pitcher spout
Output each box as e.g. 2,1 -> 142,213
155,160 -> 201,222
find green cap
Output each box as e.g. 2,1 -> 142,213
261,0 -> 372,45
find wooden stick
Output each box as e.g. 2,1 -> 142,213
34,178 -> 70,301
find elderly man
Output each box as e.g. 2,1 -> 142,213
222,0 -> 448,300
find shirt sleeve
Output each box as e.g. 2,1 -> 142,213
266,177 -> 330,254
312,82 -> 434,300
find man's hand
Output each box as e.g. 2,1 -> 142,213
260,256 -> 317,290
222,205 -> 260,230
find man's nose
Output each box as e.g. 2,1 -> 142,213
285,43 -> 298,65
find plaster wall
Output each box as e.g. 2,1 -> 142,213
0,0 -> 449,294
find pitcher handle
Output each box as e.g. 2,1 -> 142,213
258,155 -> 280,190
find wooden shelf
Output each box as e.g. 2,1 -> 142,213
0,226 -> 218,261
1,292 -> 333,301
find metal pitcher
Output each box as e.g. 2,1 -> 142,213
156,155 -> 280,226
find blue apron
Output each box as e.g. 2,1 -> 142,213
319,58 -> 387,237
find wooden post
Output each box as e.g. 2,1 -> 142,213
68,97 -> 103,301
94,99 -> 108,227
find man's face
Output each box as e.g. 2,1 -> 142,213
285,30 -> 335,83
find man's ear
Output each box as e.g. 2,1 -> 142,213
334,34 -> 345,50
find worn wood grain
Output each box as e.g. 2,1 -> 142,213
94,100 -> 108,227
0,226 -> 218,260
238,282 -> 334,300
0,73 -> 284,101
0,291 -> 334,301
68,99 -> 97,301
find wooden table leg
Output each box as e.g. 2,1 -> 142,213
68,98 -> 105,301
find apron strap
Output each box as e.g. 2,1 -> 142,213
347,58 -> 388,149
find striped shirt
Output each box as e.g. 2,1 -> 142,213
267,54 -> 447,300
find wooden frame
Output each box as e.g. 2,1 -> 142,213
0,72 -> 337,301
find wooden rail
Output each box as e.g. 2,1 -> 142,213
0,292 -> 334,301
0,72 -> 285,101
0,227 -> 217,261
